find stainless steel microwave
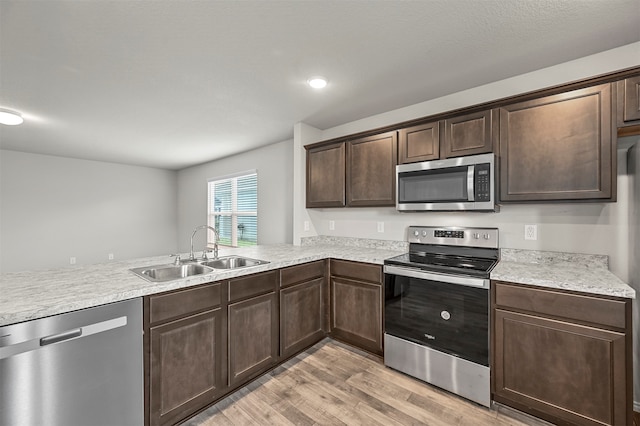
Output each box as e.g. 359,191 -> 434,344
396,153 -> 497,212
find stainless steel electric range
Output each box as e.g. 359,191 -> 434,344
383,226 -> 499,407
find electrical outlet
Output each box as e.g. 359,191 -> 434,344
108,253 -> 114,260
303,221 -> 310,231
69,257 -> 76,265
377,222 -> 384,233
329,220 -> 335,231
524,224 -> 538,241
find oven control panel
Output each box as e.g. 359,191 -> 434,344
408,226 -> 499,249
434,230 -> 465,239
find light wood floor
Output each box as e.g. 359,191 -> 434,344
182,339 -> 546,426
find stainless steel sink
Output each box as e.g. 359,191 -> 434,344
131,256 -> 268,282
200,255 -> 268,270
130,263 -> 214,282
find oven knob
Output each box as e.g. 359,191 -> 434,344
413,230 -> 420,237
473,233 -> 480,239
440,310 -> 451,321
483,233 -> 490,240
422,231 -> 428,237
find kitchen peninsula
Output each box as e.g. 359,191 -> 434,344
1,240 -> 633,327
0,239 -> 635,426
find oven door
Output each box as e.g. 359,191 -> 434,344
384,265 -> 489,366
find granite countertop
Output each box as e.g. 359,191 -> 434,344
490,249 -> 636,299
0,243 -> 404,327
2,241 -> 635,327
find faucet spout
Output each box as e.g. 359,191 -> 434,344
190,225 -> 219,261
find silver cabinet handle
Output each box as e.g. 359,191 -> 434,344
40,328 -> 82,346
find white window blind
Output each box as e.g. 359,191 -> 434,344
208,171 -> 257,247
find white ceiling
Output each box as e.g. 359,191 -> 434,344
1,1 -> 639,170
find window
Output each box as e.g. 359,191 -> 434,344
207,171 -> 257,247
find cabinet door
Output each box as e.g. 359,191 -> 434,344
398,121 -> 440,164
149,308 -> 225,426
346,131 -> 397,207
500,83 -> 614,202
442,109 -> 496,158
306,142 -> 345,208
493,309 -> 629,426
617,76 -> 640,130
330,276 -> 382,355
228,292 -> 278,388
280,277 -> 325,359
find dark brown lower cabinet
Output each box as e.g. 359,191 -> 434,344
143,260 -> 392,425
145,282 -> 226,426
227,271 -> 279,388
280,260 -> 327,359
329,259 -> 383,356
492,281 -> 632,426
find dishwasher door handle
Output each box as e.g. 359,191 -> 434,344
0,316 -> 128,360
40,328 -> 82,346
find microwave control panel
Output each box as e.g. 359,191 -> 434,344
474,163 -> 491,201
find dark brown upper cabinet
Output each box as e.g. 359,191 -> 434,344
398,121 -> 440,163
499,83 -> 615,202
398,110 -> 496,165
346,131 -> 397,207
442,109 -> 497,159
617,76 -> 640,135
306,142 -> 345,208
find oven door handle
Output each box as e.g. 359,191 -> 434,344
384,265 -> 489,289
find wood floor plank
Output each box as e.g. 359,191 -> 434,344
277,367 -> 387,425
345,370 -> 452,426
261,369 -> 349,425
298,354 -> 432,426
228,386 -> 296,426
183,339 -> 543,426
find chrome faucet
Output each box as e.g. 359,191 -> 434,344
190,225 -> 219,261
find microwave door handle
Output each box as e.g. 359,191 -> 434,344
467,165 -> 475,201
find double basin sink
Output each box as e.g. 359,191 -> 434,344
130,255 -> 269,283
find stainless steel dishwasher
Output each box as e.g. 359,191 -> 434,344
0,298 -> 143,426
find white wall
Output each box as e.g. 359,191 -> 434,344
0,150 -> 178,272
294,42 -> 640,284
177,139 -> 293,253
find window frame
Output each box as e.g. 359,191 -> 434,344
207,170 -> 258,248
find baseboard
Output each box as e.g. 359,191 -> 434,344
634,409 -> 640,426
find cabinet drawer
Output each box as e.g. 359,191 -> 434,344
280,260 -> 325,288
229,270 -> 279,302
330,259 -> 381,284
148,282 -> 222,325
493,281 -> 627,330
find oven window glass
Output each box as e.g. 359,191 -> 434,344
398,166 -> 468,203
384,274 -> 488,366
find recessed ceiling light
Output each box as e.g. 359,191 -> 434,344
307,77 -> 328,89
0,108 -> 24,125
